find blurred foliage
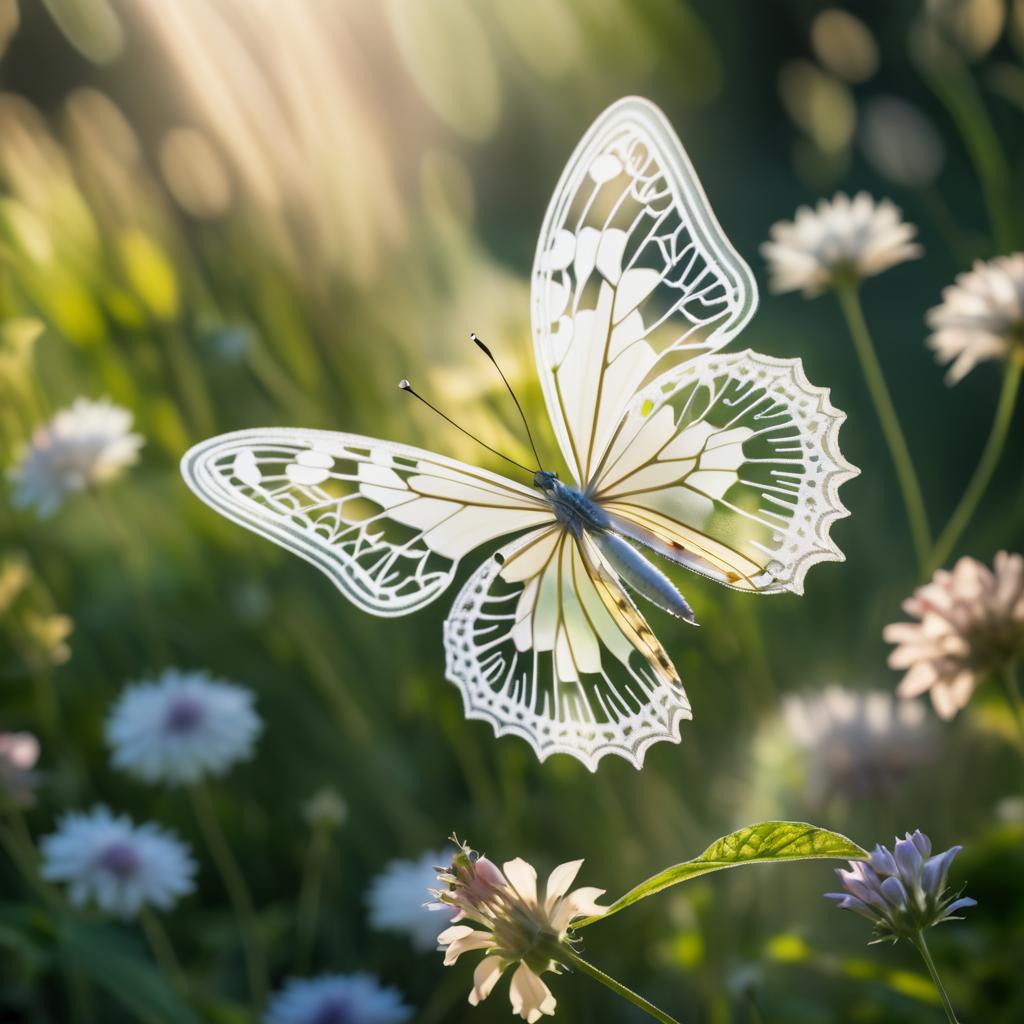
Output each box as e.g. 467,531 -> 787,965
0,0 -> 1022,1022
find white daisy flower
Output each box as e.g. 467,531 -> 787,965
433,839 -> 607,1022
366,848 -> 455,951
884,552 -> 1024,718
105,668 -> 262,785
265,973 -> 413,1024
9,398 -> 144,517
783,686 -> 935,805
926,254 -> 1024,384
40,806 -> 195,919
761,192 -> 921,297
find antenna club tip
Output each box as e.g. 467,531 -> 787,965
398,378 -> 411,390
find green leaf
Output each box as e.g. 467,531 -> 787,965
575,821 -> 867,929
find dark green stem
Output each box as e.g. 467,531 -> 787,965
294,824 -> 331,974
836,285 -> 931,572
559,947 -> 682,1024
927,361 -> 1021,575
910,931 -> 959,1024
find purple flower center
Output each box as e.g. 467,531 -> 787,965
311,997 -> 351,1024
164,695 -> 205,733
99,840 -> 141,878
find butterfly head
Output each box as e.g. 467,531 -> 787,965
533,469 -> 559,495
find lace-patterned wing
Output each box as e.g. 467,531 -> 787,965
181,429 -> 553,617
443,526 -> 692,771
532,96 -> 757,486
591,351 -> 858,594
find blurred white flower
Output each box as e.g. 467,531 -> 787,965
8,397 -> 144,517
761,192 -> 921,297
783,686 -> 935,805
265,973 -> 413,1024
106,668 -> 262,785
0,731 -> 40,807
434,839 -> 606,1022
367,848 -> 454,951
884,552 -> 1024,718
40,806 -> 195,919
926,254 -> 1024,384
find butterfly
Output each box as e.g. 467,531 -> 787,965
181,96 -> 858,771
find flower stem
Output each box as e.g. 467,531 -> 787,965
139,908 -> 188,996
910,931 -> 960,1024
836,285 -> 931,572
560,948 -> 682,1024
293,822 -> 331,974
187,783 -> 266,1010
927,360 -> 1021,575
914,39 -> 1017,253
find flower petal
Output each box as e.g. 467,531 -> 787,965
544,859 -> 583,911
443,928 -> 495,966
468,955 -> 505,1006
509,962 -> 557,1022
549,886 -> 607,932
503,857 -> 538,906
438,924 -> 476,946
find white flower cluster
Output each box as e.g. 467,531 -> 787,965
761,192 -> 920,297
106,668 -> 262,785
9,398 -> 144,517
40,806 -> 195,919
265,973 -> 412,1024
366,848 -> 454,951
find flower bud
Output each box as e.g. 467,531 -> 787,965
826,830 -> 975,941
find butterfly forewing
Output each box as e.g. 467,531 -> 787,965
592,351 -> 858,594
443,528 -> 691,771
181,429 -> 553,617
532,96 -> 758,486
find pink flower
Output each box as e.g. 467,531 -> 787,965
433,840 -> 606,1022
884,552 -> 1024,718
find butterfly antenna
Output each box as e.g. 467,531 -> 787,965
398,379 -> 534,475
471,333 -> 544,471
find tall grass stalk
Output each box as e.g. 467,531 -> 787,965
187,783 -> 266,1010
835,285 -> 931,573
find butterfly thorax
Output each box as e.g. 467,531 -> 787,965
533,470 -> 610,536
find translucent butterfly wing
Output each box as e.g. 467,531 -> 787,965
532,96 -> 757,486
591,351 -> 859,594
443,526 -> 692,771
181,429 -> 553,616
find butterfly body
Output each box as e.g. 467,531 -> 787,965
533,470 -> 610,531
534,469 -> 695,624
182,97 -> 858,770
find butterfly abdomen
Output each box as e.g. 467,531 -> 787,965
590,531 -> 697,625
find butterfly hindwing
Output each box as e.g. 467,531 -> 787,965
592,351 -> 859,594
181,429 -> 553,617
443,526 -> 691,770
532,96 -> 758,487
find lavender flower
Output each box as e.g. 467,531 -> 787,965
826,830 -> 975,941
